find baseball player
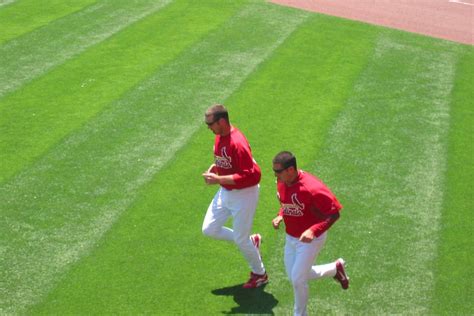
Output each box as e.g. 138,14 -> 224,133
271,151 -> 349,316
202,104 -> 267,288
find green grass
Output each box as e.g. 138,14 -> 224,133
307,30 -> 465,314
0,0 -> 97,45
432,48 -> 474,315
0,0 -> 472,314
0,0 -> 240,183
0,0 -> 173,99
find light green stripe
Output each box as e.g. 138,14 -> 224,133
2,3 -> 308,314
313,34 -> 459,313
0,0 -> 172,99
0,0 -> 97,44
0,0 -> 15,7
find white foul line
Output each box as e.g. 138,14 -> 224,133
449,0 -> 473,6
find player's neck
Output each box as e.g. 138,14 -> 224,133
220,124 -> 232,136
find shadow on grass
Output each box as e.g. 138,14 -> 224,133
212,283 -> 278,315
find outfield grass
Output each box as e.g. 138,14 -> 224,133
1,0 -> 472,314
432,49 -> 473,315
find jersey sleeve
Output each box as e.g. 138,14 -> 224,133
231,141 -> 261,187
309,212 -> 340,237
308,192 -> 341,237
312,192 -> 341,216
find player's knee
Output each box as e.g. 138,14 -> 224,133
202,224 -> 213,237
202,224 -> 218,237
202,227 -> 214,237
291,273 -> 307,289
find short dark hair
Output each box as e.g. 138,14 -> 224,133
273,151 -> 297,170
205,104 -> 229,123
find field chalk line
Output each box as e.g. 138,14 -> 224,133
448,0 -> 473,6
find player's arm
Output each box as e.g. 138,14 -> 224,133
202,172 -> 236,185
203,164 -> 231,185
272,213 -> 284,229
299,212 -> 339,243
206,163 -> 217,173
231,144 -> 260,186
309,193 -> 340,236
299,193 -> 341,243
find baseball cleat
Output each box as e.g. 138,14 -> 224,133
334,258 -> 349,290
243,271 -> 268,289
250,233 -> 261,250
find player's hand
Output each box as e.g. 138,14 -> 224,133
202,172 -> 219,185
299,229 -> 315,243
207,164 -> 217,174
272,215 -> 283,229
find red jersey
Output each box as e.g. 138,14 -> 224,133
277,170 -> 342,238
213,127 -> 261,190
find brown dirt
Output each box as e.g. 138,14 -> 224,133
270,0 -> 473,45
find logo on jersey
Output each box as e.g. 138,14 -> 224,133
215,146 -> 232,169
281,193 -> 304,217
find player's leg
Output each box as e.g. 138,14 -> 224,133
202,188 -> 233,241
290,233 -> 327,316
284,234 -> 298,281
230,185 -> 265,275
306,232 -> 336,279
310,258 -> 349,289
309,262 -> 336,279
307,231 -> 349,289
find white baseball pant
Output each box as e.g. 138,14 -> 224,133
284,232 -> 337,316
202,184 -> 265,275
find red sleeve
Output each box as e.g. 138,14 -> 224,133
313,193 -> 341,215
309,212 -> 340,237
231,142 -> 261,187
309,193 -> 341,236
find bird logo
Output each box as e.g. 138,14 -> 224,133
281,193 -> 304,216
215,147 -> 232,169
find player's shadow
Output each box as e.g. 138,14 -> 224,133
212,283 -> 278,314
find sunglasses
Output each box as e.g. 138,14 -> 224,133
273,167 -> 288,173
205,118 -> 220,126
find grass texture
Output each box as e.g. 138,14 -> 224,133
1,0 -> 472,314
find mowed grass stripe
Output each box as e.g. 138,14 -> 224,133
0,0 -> 172,99
3,3 -> 308,314
432,47 -> 474,315
0,0 -> 97,45
311,33 -> 460,314
0,0 -> 242,184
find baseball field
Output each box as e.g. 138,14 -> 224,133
1,0 -> 472,314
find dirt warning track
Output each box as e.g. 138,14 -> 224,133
270,0 -> 473,45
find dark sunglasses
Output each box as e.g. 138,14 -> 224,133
273,167 -> 288,173
205,118 -> 220,126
